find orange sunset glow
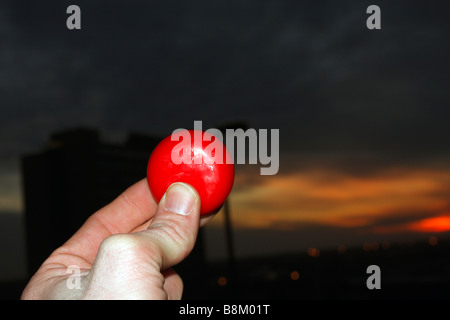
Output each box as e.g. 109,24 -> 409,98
409,215 -> 450,233
220,166 -> 450,238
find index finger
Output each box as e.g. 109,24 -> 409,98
58,178 -> 158,264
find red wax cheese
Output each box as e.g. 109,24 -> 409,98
147,130 -> 235,215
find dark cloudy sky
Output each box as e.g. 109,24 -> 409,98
0,0 -> 449,279
1,0 -> 448,157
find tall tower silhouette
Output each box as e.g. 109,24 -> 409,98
216,121 -> 249,295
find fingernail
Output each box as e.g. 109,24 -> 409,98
163,183 -> 197,215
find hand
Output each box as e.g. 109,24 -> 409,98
21,179 -> 213,299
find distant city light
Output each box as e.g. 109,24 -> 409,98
428,235 -> 438,246
290,270 -> 300,281
218,276 -> 227,286
337,245 -> 347,254
307,247 -> 320,257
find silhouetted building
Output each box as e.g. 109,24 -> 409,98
21,127 -> 206,278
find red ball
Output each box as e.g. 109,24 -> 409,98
147,129 -> 235,215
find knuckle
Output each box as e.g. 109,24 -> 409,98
96,234 -> 163,277
100,233 -> 140,252
148,221 -> 191,249
98,234 -> 148,263
117,192 -> 146,220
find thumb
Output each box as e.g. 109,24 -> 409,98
143,182 -> 202,270
83,183 -> 201,299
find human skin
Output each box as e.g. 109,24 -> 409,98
21,179 -> 214,299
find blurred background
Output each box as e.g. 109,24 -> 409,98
1,0 -> 449,299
